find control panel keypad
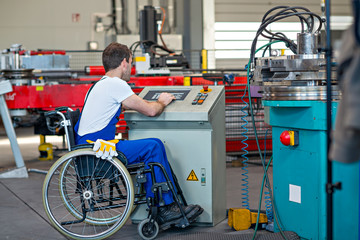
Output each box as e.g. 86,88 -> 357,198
192,92 -> 208,105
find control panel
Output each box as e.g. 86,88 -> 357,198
141,85 -> 213,106
126,85 -> 224,122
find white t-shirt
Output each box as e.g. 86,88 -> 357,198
77,76 -> 134,136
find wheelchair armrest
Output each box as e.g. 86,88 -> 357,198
116,151 -> 128,166
71,144 -> 93,150
127,162 -> 145,170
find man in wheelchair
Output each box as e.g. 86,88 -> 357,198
74,42 -> 203,228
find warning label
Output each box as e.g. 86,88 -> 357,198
186,170 -> 199,181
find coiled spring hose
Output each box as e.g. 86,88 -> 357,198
240,73 -> 250,210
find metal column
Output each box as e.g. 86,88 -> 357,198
0,80 -> 28,178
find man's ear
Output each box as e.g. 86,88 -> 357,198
121,58 -> 128,69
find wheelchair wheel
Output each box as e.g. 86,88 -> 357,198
138,218 -> 159,240
43,148 -> 134,240
59,155 -> 129,225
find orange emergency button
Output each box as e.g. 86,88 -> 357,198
280,130 -> 299,146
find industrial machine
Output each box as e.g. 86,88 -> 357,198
253,33 -> 337,239
252,9 -> 359,239
0,44 -> 80,118
130,5 -> 189,75
124,85 -> 226,226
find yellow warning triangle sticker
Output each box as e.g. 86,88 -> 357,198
186,170 -> 199,181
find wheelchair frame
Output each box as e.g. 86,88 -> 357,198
42,107 -> 191,240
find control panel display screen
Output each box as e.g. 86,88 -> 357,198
143,89 -> 190,101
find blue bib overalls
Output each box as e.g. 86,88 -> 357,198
75,105 -> 176,205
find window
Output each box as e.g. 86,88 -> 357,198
215,17 -> 353,60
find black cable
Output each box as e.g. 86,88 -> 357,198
253,7 -> 323,59
262,41 -> 272,57
158,33 -> 175,54
129,41 -> 139,52
149,43 -> 175,56
250,10 -> 323,62
353,0 -> 360,45
262,6 -> 308,33
129,40 -> 154,55
264,11 -> 321,33
259,7 -> 311,47
260,32 -> 296,52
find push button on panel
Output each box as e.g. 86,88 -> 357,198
200,85 -> 212,93
280,130 -> 299,146
192,93 -> 202,105
192,92 -> 208,105
197,93 -> 208,105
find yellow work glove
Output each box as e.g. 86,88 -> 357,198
86,139 -> 119,160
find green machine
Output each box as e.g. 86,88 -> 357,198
253,33 -> 359,239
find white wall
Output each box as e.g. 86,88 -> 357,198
0,0 -> 111,50
215,0 -> 352,22
0,0 -> 354,58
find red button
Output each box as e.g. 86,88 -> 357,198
203,85 -> 208,92
280,131 -> 291,146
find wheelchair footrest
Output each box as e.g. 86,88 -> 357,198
174,217 -> 190,229
158,216 -> 190,231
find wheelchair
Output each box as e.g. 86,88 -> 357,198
42,107 -> 194,240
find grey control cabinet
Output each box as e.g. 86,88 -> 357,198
124,86 -> 226,226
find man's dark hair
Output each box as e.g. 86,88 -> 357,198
102,42 -> 132,72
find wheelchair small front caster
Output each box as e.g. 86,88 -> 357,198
138,218 -> 159,240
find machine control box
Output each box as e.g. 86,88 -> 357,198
125,86 -> 226,226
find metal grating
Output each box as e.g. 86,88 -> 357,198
67,50 -> 103,71
157,231 -> 300,240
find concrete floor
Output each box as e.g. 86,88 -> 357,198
0,126 -> 294,240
